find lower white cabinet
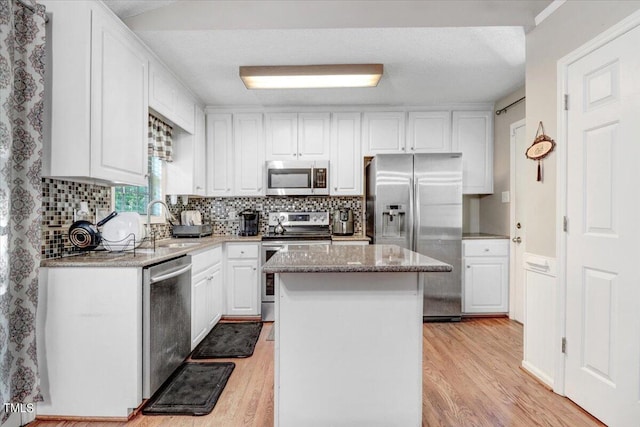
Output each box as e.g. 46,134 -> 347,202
462,239 -> 509,314
225,243 -> 260,316
191,246 -> 223,348
37,267 -> 143,417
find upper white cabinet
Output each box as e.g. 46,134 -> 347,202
406,111 -> 451,153
44,1 -> 148,186
265,113 -> 330,160
206,113 -> 233,197
166,106 -> 206,196
234,113 -> 265,196
452,111 -> 494,194
330,113 -> 362,196
149,61 -> 195,134
362,112 -> 406,155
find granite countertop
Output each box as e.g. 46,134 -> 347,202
463,233 -> 510,240
41,234 -> 262,268
330,233 -> 371,242
262,244 -> 452,273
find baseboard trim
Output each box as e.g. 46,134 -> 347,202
521,360 -> 554,389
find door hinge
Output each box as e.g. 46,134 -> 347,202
564,94 -> 569,111
561,337 -> 567,354
563,216 -> 568,232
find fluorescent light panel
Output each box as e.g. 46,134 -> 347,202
239,64 -> 383,89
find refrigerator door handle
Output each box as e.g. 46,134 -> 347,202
408,177 -> 414,251
413,180 -> 420,253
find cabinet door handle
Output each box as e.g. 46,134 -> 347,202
253,267 -> 257,271
466,265 -> 471,268
298,153 -> 302,156
292,153 -> 296,157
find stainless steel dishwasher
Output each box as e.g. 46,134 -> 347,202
142,255 -> 192,398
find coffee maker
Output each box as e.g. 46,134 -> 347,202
332,208 -> 354,236
239,209 -> 259,236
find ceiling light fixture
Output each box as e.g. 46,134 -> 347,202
239,64 -> 383,89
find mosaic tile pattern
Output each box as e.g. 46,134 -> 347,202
167,196 -> 364,236
41,178 -> 363,259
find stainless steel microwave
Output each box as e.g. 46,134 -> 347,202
265,160 -> 329,196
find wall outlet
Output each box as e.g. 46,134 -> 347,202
501,191 -> 510,203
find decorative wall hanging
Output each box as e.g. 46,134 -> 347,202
526,121 -> 556,182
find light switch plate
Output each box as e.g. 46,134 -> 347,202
501,191 -> 510,203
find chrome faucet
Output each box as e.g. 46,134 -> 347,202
146,199 -> 176,236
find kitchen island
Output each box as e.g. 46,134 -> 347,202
262,244 -> 451,427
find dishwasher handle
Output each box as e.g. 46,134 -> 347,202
149,264 -> 192,284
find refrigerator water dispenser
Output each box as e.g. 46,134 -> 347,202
382,204 -> 406,237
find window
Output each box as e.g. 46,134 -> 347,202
113,155 -> 164,220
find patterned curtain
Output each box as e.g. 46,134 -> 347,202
0,0 -> 46,419
148,114 -> 173,162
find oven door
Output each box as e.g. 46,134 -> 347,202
261,243 -> 283,321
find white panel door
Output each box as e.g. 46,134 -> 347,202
206,114 -> 233,196
226,260 -> 259,316
565,24 -> 640,426
362,112 -> 405,155
510,120 -> 526,323
463,257 -> 509,313
265,113 -> 298,161
234,113 -> 264,196
407,111 -> 451,153
193,107 -> 206,196
330,113 -> 362,196
298,113 -> 330,160
209,266 -> 223,327
452,111 -> 493,194
90,12 -> 148,186
191,271 -> 209,348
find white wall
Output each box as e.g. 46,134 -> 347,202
525,0 -> 640,258
479,86 -> 525,236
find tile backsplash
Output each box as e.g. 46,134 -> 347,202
41,178 -> 363,259
168,196 -> 363,236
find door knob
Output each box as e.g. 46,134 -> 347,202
512,236 -> 522,243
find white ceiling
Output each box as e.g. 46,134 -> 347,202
103,1 -> 552,108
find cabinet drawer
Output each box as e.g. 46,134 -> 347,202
463,240 -> 508,257
191,245 -> 222,274
226,243 -> 259,259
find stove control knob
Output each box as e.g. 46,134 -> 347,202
280,215 -> 286,222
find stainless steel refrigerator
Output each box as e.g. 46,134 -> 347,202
366,153 -> 462,321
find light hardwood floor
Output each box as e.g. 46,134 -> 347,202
32,318 -> 603,427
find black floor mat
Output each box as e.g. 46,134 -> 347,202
191,322 -> 263,359
142,362 -> 235,416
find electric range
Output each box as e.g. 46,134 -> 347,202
261,211 -> 331,321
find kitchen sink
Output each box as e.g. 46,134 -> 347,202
159,242 -> 202,249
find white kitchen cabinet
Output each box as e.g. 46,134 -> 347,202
452,111 -> 494,194
191,246 -> 223,348
406,111 -> 452,153
43,1 -> 148,186
166,106 -> 206,196
462,239 -> 509,314
225,243 -> 260,316
149,60 -> 195,134
37,267 -> 143,417
362,112 -> 406,155
330,113 -> 362,195
234,113 -> 265,196
206,113 -> 234,196
265,113 -> 330,160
